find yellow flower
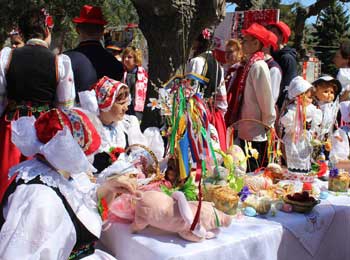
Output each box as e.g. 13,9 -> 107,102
276,150 -> 283,157
251,148 -> 259,160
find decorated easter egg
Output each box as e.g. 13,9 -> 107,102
244,206 -> 257,217
227,145 -> 247,173
320,191 -> 329,200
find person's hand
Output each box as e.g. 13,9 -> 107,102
97,175 -> 137,205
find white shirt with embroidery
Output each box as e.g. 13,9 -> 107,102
238,60 -> 276,141
99,114 -> 148,152
0,159 -> 116,260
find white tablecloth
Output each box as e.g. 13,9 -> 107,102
99,194 -> 350,260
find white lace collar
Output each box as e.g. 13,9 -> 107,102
26,38 -> 49,48
9,158 -> 102,237
9,159 -> 63,188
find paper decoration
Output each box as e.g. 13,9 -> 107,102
232,9 -> 280,39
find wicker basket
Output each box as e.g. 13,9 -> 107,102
328,173 -> 350,192
283,195 -> 320,213
125,144 -> 163,181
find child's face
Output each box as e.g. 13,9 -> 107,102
314,85 -> 335,103
242,35 -> 261,56
303,90 -> 313,106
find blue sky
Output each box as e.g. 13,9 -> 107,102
226,0 -> 350,24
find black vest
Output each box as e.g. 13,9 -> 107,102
6,45 -> 57,104
198,52 -> 222,98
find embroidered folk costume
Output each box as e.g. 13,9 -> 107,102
236,23 -> 276,171
0,108 -> 119,260
280,77 -> 322,181
0,15 -> 75,202
79,76 -> 163,173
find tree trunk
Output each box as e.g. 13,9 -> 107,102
131,0 -> 225,129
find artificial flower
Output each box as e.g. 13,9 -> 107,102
238,186 -> 251,202
147,98 -> 160,110
98,197 -> 109,221
251,148 -> 259,160
329,168 -> 339,178
324,140 -> 332,152
109,147 -> 125,162
202,28 -> 211,40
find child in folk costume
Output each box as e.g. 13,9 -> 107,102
236,23 -> 276,172
0,8 -> 75,203
186,28 -> 228,151
280,77 -> 322,180
0,108 -> 136,260
79,76 -> 163,173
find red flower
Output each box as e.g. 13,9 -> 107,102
109,147 -> 125,162
45,16 -> 54,29
202,28 -> 211,40
317,162 -> 328,177
98,197 -> 109,221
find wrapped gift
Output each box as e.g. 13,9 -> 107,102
203,184 -> 239,215
243,195 -> 272,215
264,163 -> 284,184
244,175 -> 273,192
328,169 -> 350,192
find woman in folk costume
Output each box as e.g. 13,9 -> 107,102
79,76 -> 163,172
122,47 -> 148,122
236,23 -> 276,172
186,28 -> 228,151
0,108 -> 136,260
280,77 -> 322,181
0,8 -> 75,203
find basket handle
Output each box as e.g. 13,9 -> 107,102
125,144 -> 160,174
231,118 -> 272,129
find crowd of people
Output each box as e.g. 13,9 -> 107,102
0,4 -> 350,260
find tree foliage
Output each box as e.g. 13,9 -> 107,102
0,0 -> 137,49
311,0 -> 350,75
262,0 -> 280,9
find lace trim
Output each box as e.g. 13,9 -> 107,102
10,159 -> 60,188
9,159 -> 98,207
287,167 -> 311,174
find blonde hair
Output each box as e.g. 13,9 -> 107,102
122,47 -> 143,66
225,39 -> 243,62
